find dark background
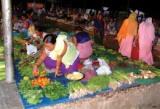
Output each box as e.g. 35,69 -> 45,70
12,0 -> 159,18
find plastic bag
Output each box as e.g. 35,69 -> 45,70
26,44 -> 37,55
96,58 -> 112,75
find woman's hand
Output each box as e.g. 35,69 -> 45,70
33,47 -> 47,76
55,66 -> 62,76
33,65 -> 39,76
55,69 -> 60,76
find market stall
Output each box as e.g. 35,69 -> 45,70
45,16 -> 95,37
13,34 -> 160,109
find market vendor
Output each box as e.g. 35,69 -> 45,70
29,25 -> 47,49
33,33 -> 80,76
138,17 -> 155,65
116,12 -> 138,58
72,26 -> 93,60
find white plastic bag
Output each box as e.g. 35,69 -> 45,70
83,59 -> 92,66
83,59 -> 93,70
26,44 -> 37,55
96,58 -> 112,75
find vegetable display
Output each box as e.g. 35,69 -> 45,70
18,66 -> 33,78
15,42 -> 160,105
18,78 -> 33,94
43,81 -> 68,100
31,77 -> 50,88
18,78 -> 43,104
128,70 -> 157,80
23,89 -> 43,105
108,77 -> 121,90
111,71 -> 133,84
87,76 -> 109,91
68,81 -> 93,99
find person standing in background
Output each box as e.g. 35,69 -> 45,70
116,12 -> 138,58
93,13 -> 105,44
138,17 -> 155,65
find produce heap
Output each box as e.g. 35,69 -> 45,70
14,36 -> 160,105
0,39 -> 5,80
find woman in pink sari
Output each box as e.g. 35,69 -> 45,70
139,17 -> 155,65
117,12 -> 138,58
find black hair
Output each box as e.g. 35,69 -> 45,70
74,26 -> 83,31
35,24 -> 44,32
21,13 -> 28,18
43,34 -> 57,44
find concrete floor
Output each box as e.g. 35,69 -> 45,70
0,81 -> 23,109
41,83 -> 160,109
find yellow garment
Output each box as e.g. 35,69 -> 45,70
117,12 -> 138,44
28,24 -> 36,36
49,33 -> 79,68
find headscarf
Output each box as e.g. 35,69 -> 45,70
50,32 -> 79,68
138,17 -> 155,42
117,12 -> 138,43
128,12 -> 137,21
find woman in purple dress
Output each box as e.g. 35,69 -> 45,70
33,33 -> 80,76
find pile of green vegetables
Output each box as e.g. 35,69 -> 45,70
86,76 -> 109,91
18,78 -> 68,105
18,65 -> 33,78
68,76 -> 110,93
43,81 -> 68,100
68,81 -> 85,93
18,78 -> 43,105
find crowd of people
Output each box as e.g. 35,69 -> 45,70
47,6 -> 119,43
47,6 -> 160,45
12,5 -> 160,76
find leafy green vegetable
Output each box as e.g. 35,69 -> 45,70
108,76 -> 120,90
87,76 -> 109,91
18,65 -> 33,78
150,67 -> 160,76
67,81 -> 85,93
18,79 -> 43,105
24,89 -> 43,105
43,81 -> 68,100
18,79 -> 32,94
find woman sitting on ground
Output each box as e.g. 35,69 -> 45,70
33,33 -> 80,76
72,26 -> 93,60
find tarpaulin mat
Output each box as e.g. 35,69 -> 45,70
14,62 -> 112,109
113,66 -> 141,74
117,83 -> 140,91
135,77 -> 160,85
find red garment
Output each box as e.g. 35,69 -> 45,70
131,39 -> 139,60
23,21 -> 29,29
